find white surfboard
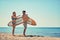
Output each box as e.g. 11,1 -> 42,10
8,15 -> 36,26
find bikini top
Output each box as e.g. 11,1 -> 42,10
12,17 -> 17,20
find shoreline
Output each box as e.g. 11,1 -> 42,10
0,33 -> 60,40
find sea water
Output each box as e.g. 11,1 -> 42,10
0,27 -> 60,37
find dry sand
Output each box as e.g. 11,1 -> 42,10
0,33 -> 60,40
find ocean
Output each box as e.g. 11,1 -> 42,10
0,27 -> 60,37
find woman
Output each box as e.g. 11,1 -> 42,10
11,12 -> 17,36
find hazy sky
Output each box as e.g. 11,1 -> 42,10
0,0 -> 60,27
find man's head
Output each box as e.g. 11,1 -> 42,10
22,10 -> 26,15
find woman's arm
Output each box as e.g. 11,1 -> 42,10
16,15 -> 22,19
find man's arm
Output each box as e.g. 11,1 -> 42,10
26,14 -> 30,18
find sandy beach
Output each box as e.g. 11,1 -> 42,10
0,33 -> 60,40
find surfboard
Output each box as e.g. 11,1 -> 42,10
8,15 -> 36,26
27,18 -> 36,25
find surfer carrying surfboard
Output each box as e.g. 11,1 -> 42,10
22,10 -> 29,36
11,12 -> 17,36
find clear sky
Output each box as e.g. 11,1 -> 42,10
0,0 -> 60,27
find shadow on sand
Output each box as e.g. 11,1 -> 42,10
14,35 -> 44,37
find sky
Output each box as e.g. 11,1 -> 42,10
0,0 -> 60,27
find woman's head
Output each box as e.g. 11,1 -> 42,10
13,11 -> 16,16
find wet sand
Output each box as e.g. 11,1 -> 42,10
0,33 -> 60,40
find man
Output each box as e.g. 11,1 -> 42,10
22,10 -> 29,36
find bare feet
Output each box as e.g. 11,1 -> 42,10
23,34 -> 26,37
12,34 -> 15,36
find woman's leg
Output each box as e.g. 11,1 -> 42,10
12,25 -> 15,36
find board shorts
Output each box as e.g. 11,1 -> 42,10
23,22 -> 27,29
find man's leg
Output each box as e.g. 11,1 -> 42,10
23,22 -> 27,36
